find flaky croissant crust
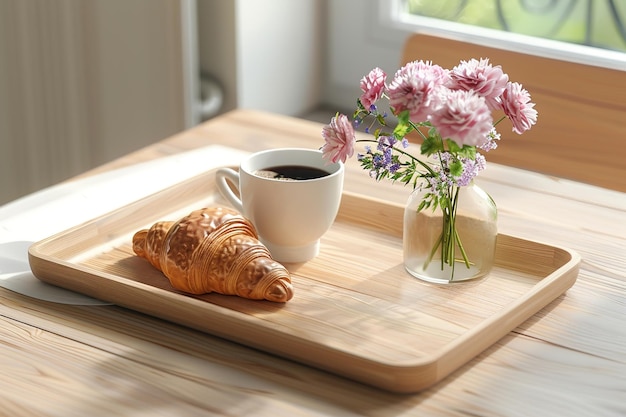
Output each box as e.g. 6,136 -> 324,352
133,207 -> 293,302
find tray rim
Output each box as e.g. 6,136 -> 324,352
27,168 -> 582,393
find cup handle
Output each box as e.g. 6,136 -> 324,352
215,168 -> 243,213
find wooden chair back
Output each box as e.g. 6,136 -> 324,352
401,33 -> 626,192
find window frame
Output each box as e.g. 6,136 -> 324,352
377,0 -> 626,71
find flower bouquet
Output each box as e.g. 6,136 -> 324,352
321,59 -> 537,282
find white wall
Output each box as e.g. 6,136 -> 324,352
236,0 -> 323,115
198,0 -> 325,117
197,0 -> 410,117
197,0 -> 238,115
323,0 -> 409,112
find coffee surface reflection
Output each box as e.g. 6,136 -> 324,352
254,165 -> 330,181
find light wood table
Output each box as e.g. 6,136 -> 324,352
1,109 -> 624,416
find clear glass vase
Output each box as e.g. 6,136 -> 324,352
403,182 -> 498,284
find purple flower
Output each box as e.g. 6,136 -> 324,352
431,151 -> 486,188
456,154 -> 486,186
372,154 -> 384,168
377,135 -> 396,150
382,148 -> 392,166
478,128 -> 501,152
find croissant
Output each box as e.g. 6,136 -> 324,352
132,206 -> 293,302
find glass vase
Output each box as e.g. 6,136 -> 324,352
403,182 -> 497,284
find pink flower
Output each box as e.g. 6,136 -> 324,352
359,67 -> 387,110
321,114 -> 355,163
430,90 -> 493,147
448,58 -> 508,110
387,60 -> 448,121
499,82 -> 538,134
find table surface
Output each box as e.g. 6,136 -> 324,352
1,109 -> 625,417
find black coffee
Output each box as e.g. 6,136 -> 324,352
254,165 -> 330,181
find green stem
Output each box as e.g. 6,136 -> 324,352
453,227 -> 471,267
406,120 -> 430,141
422,185 -> 473,282
451,186 -> 471,269
493,115 -> 506,126
424,229 -> 443,267
448,189 -> 456,278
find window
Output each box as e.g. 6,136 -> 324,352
379,0 -> 626,70
405,0 -> 626,52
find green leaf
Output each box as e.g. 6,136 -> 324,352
393,122 -> 410,139
449,160 -> 463,177
437,197 -> 446,210
446,139 -> 462,153
459,145 -> 477,159
396,110 -> 410,125
420,136 -> 441,155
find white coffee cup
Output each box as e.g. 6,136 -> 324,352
215,148 -> 344,263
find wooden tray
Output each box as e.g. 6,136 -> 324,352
28,168 -> 581,393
